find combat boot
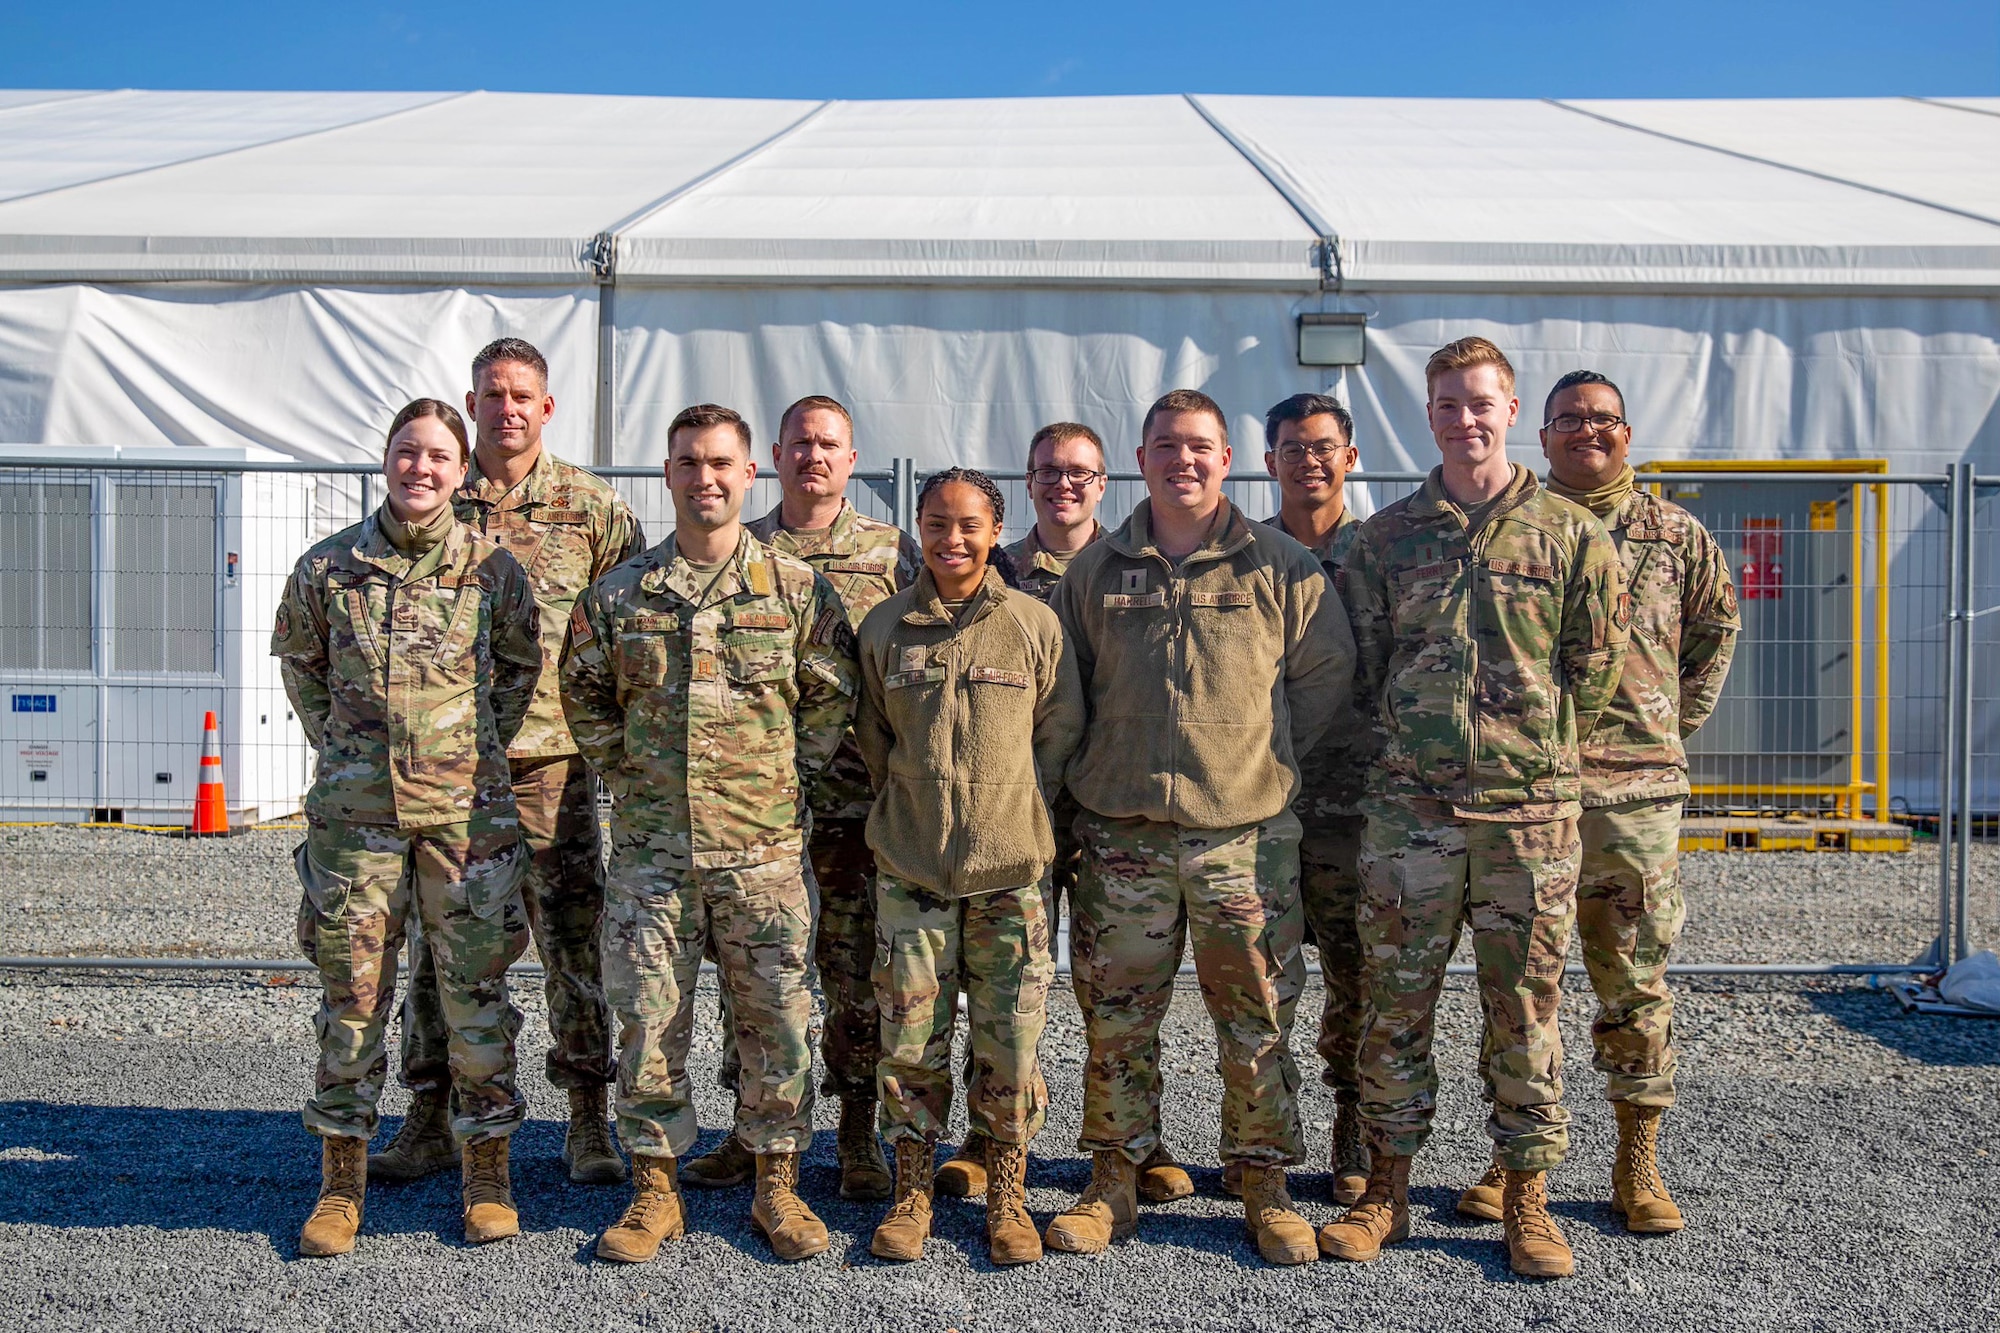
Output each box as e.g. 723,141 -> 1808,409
837,1097 -> 893,1201
1138,1140 -> 1194,1203
563,1085 -> 627,1186
368,1087 -> 458,1183
1456,1155 -> 1506,1221
870,1137 -> 934,1262
596,1154 -> 685,1263
1043,1149 -> 1139,1253
461,1135 -> 520,1244
1317,1153 -> 1411,1262
1330,1097 -> 1370,1206
985,1139 -> 1042,1266
751,1151 -> 830,1260
1611,1102 -> 1684,1233
298,1134 -> 366,1257
1241,1164 -> 1317,1266
680,1134 -> 754,1189
1502,1169 -> 1574,1278
933,1131 -> 989,1197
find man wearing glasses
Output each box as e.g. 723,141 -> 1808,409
1451,370 -> 1737,1234
1251,393 -> 1373,1210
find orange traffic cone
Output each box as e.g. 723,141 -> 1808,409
191,710 -> 229,836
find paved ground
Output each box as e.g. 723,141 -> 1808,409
0,967 -> 1995,1333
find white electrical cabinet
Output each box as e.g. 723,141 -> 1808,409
0,446 -> 315,824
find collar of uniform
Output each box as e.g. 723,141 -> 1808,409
753,497 -> 858,555
1019,519 -> 1102,571
1265,506 -> 1355,560
461,449 -> 559,512
901,563 -> 1007,627
1409,462 -> 1535,525
647,527 -> 772,604
1108,497 -> 1254,565
354,505 -> 470,579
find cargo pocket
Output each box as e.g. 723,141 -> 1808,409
1525,838 -> 1579,980
460,840 -> 526,921
1016,948 -> 1055,1016
293,840 -> 354,920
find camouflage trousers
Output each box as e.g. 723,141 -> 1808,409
602,851 -> 816,1158
1071,810 -> 1306,1167
294,811 -> 529,1144
1299,815 -> 1367,1102
1355,798 -> 1579,1170
404,754 -> 613,1095
875,873 -> 1054,1146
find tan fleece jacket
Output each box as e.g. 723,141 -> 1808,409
1052,498 -> 1356,830
855,566 -> 1085,898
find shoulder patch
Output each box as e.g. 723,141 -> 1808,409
273,603 -> 292,640
569,601 -> 595,646
1614,592 -> 1634,630
809,605 -> 844,647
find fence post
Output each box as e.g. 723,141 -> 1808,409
893,457 -> 916,534
1953,464 -> 1978,962
1937,463 -> 1975,969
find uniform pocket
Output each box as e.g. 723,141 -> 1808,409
460,840 -> 526,921
293,840 -> 354,920
616,633 -> 670,688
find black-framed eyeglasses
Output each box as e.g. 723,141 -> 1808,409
1544,413 -> 1626,434
1273,441 -> 1352,464
1028,466 -> 1106,486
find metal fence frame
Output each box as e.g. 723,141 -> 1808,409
2,454 -> 1994,969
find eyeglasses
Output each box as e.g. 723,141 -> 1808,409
1273,441 -> 1352,464
1544,413 -> 1626,434
1028,466 -> 1106,487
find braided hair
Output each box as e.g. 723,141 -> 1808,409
914,467 -> 1021,588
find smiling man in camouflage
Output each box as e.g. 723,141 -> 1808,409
1452,369 -> 1737,1234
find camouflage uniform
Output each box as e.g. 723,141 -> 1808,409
1053,499 -> 1356,1167
1343,464 -> 1628,1170
401,452 -> 644,1097
559,529 -> 856,1158
743,501 -> 921,1100
854,567 -> 1082,1147
1262,509 -> 1371,1102
272,508 -> 542,1143
1535,470 -> 1738,1108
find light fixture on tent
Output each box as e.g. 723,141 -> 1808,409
1297,313 -> 1367,367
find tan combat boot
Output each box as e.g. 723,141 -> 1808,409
1456,1155 -> 1506,1221
680,1134 -> 754,1189
596,1154 -> 686,1263
751,1152 -> 830,1260
933,1131 -> 989,1197
1138,1140 -> 1194,1203
563,1085 -> 627,1186
870,1137 -> 934,1262
1502,1169 -> 1574,1278
1317,1153 -> 1411,1262
367,1087 -> 458,1183
837,1097 -> 893,1201
1043,1149 -> 1139,1253
1330,1098 -> 1370,1207
1241,1164 -> 1317,1266
1612,1102 -> 1684,1233
461,1135 -> 520,1244
298,1134 -> 366,1257
985,1140 -> 1042,1266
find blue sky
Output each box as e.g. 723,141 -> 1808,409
6,0 -> 1996,99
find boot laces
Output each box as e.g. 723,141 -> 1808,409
617,1183 -> 677,1232
325,1139 -> 365,1197
886,1141 -> 932,1217
572,1110 -> 616,1161
1506,1179 -> 1564,1245
384,1097 -> 445,1151
464,1138 -> 510,1208
1078,1151 -> 1123,1206
1245,1168 -> 1295,1224
987,1144 -> 1029,1223
1332,1106 -> 1367,1173
1627,1118 -> 1666,1194
762,1156 -> 810,1222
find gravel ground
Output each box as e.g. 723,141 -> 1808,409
0,823 -> 1981,965
0,969 -> 1996,1332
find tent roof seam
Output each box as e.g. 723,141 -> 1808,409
1183,92 -> 1339,288
1909,95 -> 2000,123
601,99 -> 835,252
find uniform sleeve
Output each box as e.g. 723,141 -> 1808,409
271,561 -> 332,750
487,558 -> 544,748
599,492 -> 647,580
1281,555 -> 1357,763
1677,522 -> 1741,737
894,531 -> 924,590
793,572 -> 861,789
1562,517 -> 1632,741
1050,561 -> 1099,730
1032,616 -> 1087,805
559,583 -> 627,779
1341,532 -> 1394,729
852,614 -> 895,790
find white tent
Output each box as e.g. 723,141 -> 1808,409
0,89 -> 1994,471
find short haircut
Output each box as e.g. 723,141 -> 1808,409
917,466 -> 1006,528
667,403 -> 753,456
1141,389 -> 1228,445
471,337 -> 549,389
1544,369 -> 1626,422
1027,421 -> 1106,471
1263,393 -> 1354,450
1425,336 -> 1515,397
778,394 -> 854,441
386,398 -> 470,465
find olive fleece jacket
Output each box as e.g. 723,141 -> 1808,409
855,565 -> 1086,898
1051,498 -> 1357,830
